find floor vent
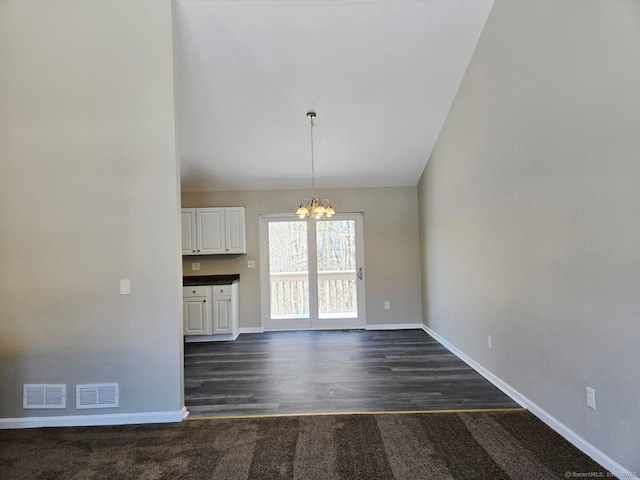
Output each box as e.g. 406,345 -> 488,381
23,384 -> 66,409
76,383 -> 119,409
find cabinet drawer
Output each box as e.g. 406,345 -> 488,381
183,286 -> 209,297
213,285 -> 232,296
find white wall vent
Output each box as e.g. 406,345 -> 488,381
76,383 -> 119,409
23,384 -> 66,409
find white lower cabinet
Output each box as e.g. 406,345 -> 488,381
183,283 -> 239,339
183,286 -> 212,335
213,284 -> 238,335
213,297 -> 230,333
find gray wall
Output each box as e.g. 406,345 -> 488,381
182,187 -> 423,329
418,0 -> 639,471
0,1 -> 183,419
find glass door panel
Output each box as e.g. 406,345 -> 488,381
316,220 -> 358,319
268,221 -> 309,321
262,214 -> 365,330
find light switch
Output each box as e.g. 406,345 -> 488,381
586,387 -> 596,409
120,279 -> 131,295
192,263 -> 200,271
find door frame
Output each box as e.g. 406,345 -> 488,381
259,213 -> 366,331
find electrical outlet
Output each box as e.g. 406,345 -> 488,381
247,260 -> 256,269
192,263 -> 200,271
384,301 -> 390,310
586,387 -> 596,409
488,335 -> 492,349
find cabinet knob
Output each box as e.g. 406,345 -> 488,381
192,250 -> 195,253
192,290 -> 196,294
197,249 -> 200,252
203,300 -> 206,303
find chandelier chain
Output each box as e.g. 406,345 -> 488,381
296,111 -> 334,219
310,114 -> 315,196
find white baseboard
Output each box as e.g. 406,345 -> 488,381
185,332 -> 240,342
239,327 -> 264,334
422,325 -> 631,477
366,323 -> 423,330
0,408 -> 188,430
242,325 -> 422,333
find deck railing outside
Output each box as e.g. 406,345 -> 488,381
270,270 -> 357,319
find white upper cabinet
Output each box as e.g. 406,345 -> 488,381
224,207 -> 246,254
198,208 -> 225,254
181,209 -> 197,255
181,207 -> 246,255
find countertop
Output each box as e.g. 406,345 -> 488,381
183,274 -> 240,286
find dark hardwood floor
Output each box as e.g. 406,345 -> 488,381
184,329 -> 520,417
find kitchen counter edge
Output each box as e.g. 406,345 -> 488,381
183,274 -> 240,286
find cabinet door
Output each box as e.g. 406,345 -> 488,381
184,298 -> 212,335
213,296 -> 232,333
198,208 -> 224,254
181,209 -> 197,255
224,207 -> 246,254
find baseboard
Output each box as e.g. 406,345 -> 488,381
0,408 -> 187,430
422,325 -> 631,477
239,327 -> 264,334
185,331 -> 240,342
241,325 -> 421,333
422,326 -> 531,409
366,323 -> 423,330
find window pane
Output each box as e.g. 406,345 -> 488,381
268,221 -> 309,319
316,220 -> 357,319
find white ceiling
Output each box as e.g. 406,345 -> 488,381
174,0 -> 494,192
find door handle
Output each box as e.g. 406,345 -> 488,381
358,267 -> 363,280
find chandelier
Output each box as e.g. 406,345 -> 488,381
296,111 -> 335,219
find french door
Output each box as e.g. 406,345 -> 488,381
260,213 -> 366,330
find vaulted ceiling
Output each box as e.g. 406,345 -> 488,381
174,0 -> 494,192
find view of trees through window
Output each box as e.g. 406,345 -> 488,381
268,219 -> 357,319
268,221 -> 309,318
316,220 -> 357,317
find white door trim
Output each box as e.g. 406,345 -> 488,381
259,213 -> 366,330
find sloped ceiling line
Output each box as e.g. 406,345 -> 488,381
174,0 -> 494,192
